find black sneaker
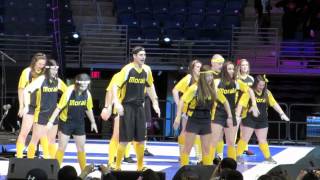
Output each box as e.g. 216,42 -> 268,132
213,157 -> 221,165
123,156 -> 136,163
243,150 -> 255,156
144,149 -> 154,156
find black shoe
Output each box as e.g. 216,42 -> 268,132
213,157 -> 221,165
243,150 -> 255,156
123,157 -> 136,163
144,149 -> 154,156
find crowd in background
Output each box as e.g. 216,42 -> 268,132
255,0 -> 320,41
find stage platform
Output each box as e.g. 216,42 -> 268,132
0,140 -> 314,180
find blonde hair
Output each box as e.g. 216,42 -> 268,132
235,59 -> 250,79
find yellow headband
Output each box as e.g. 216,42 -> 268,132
211,57 -> 225,63
263,74 -> 269,83
200,70 -> 216,74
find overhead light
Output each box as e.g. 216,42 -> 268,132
72,32 -> 79,39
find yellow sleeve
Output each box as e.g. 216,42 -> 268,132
238,92 -> 250,107
174,74 -> 192,92
216,90 -> 227,104
267,90 -> 277,107
58,78 -> 67,93
211,89 -> 228,120
18,68 -> 30,89
24,75 -> 45,93
115,64 -> 131,87
106,73 -> 119,91
86,91 -> 94,110
145,65 -> 154,87
211,102 -> 217,120
238,80 -> 249,92
57,85 -> 74,109
181,84 -> 197,104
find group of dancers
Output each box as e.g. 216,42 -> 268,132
15,47 -> 160,171
14,46 -> 290,172
172,55 -> 290,166
16,54 -> 97,170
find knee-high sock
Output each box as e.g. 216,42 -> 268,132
16,142 -> 24,158
108,138 -> 119,165
40,137 -> 49,159
227,146 -> 236,160
259,143 -> 271,159
178,135 -> 185,155
194,136 -> 202,161
48,143 -> 57,159
27,143 -> 36,159
115,144 -> 126,170
180,153 -> 189,166
125,143 -> 131,158
216,140 -> 224,159
55,150 -> 64,167
77,151 -> 86,171
209,146 -> 216,162
202,154 -> 212,165
134,143 -> 145,171
245,144 -> 249,151
237,139 -> 247,157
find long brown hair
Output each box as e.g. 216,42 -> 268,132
221,61 -> 235,84
252,75 -> 268,97
44,59 -> 59,86
197,65 -> 216,106
29,52 -> 47,78
188,59 -> 202,84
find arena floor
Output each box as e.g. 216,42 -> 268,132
0,140 -> 314,180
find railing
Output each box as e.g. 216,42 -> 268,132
231,27 -> 279,72
0,35 -> 53,66
129,39 -> 231,69
92,0 -> 103,25
279,41 -> 320,71
1,26 -> 319,74
288,103 -> 320,143
76,24 -> 128,68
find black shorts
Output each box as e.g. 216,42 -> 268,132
119,103 -> 146,142
212,115 -> 237,128
27,92 -> 36,115
242,118 -> 268,129
186,121 -> 211,135
59,120 -> 86,136
37,117 -> 58,125
144,96 -> 152,123
27,105 -> 35,115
